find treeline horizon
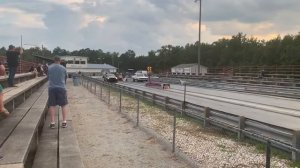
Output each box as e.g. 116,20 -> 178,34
0,32 -> 299,72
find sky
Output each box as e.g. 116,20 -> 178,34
0,0 -> 299,55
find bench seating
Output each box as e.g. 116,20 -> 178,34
0,75 -> 84,168
32,108 -> 59,168
2,77 -> 47,113
0,82 -> 48,168
32,107 -> 84,168
0,73 -> 36,88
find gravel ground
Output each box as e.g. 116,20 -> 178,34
102,85 -> 296,168
68,83 -> 190,168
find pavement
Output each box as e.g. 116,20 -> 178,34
118,82 -> 300,130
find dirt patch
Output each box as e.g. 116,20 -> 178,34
67,83 -> 190,168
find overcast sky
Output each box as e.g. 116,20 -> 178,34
0,0 -> 299,55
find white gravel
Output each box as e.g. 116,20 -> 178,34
104,87 -> 295,168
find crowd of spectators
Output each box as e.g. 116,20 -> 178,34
29,63 -> 48,77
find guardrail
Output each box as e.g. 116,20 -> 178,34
154,77 -> 300,99
82,75 -> 300,164
160,74 -> 300,85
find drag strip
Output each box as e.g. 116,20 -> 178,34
117,81 -> 300,130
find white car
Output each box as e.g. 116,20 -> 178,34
132,73 -> 148,82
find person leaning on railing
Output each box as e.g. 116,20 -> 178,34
0,61 -> 9,117
6,45 -> 23,87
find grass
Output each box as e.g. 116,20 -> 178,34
245,138 -> 300,167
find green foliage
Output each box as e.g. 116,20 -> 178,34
0,47 -> 6,56
2,32 -> 299,71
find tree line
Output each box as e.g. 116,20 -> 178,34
0,32 -> 299,73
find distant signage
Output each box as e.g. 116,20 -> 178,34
184,68 -> 191,73
175,68 -> 183,73
147,66 -> 152,72
67,64 -> 87,68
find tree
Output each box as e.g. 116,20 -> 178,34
53,47 -> 69,56
0,47 -> 6,56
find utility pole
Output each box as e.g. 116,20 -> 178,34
20,35 -> 23,73
21,35 -> 22,48
195,0 -> 202,75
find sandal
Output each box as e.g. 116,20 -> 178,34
0,109 -> 10,117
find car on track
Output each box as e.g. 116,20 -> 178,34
103,73 -> 118,83
132,73 -> 148,82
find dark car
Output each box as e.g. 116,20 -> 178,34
103,74 -> 118,83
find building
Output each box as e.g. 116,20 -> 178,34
59,56 -> 117,76
171,63 -> 207,75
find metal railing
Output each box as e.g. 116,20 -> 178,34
154,77 -> 300,99
81,76 -> 300,167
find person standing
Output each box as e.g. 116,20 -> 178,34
0,61 -> 9,117
6,45 -> 23,87
48,56 -> 68,128
60,60 -> 66,68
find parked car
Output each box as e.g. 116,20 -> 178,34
132,73 -> 148,82
103,73 -> 118,83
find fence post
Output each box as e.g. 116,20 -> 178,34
181,101 -> 186,116
164,97 -> 169,110
100,85 -> 103,100
292,131 -> 300,161
94,82 -> 96,94
134,89 -> 138,98
23,92 -> 26,103
203,107 -> 210,128
136,96 -> 140,127
108,85 -> 110,105
266,140 -> 271,168
119,89 -> 122,113
90,82 -> 92,91
142,91 -> 146,100
238,116 -> 245,141
172,112 -> 177,153
152,94 -> 156,105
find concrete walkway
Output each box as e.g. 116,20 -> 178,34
67,81 -> 189,168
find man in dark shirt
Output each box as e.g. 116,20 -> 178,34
6,45 -> 23,87
60,60 -> 66,68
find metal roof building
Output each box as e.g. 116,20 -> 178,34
60,56 -> 117,75
171,63 -> 207,75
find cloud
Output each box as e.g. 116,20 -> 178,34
80,14 -> 107,28
37,0 -> 84,10
0,7 -> 46,29
0,0 -> 299,55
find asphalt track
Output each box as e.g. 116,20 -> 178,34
117,81 -> 300,130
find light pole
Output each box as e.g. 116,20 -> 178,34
195,0 -> 202,75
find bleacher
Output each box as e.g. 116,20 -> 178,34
163,65 -> 300,88
0,72 -> 83,168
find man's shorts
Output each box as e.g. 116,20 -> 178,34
48,87 -> 68,106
